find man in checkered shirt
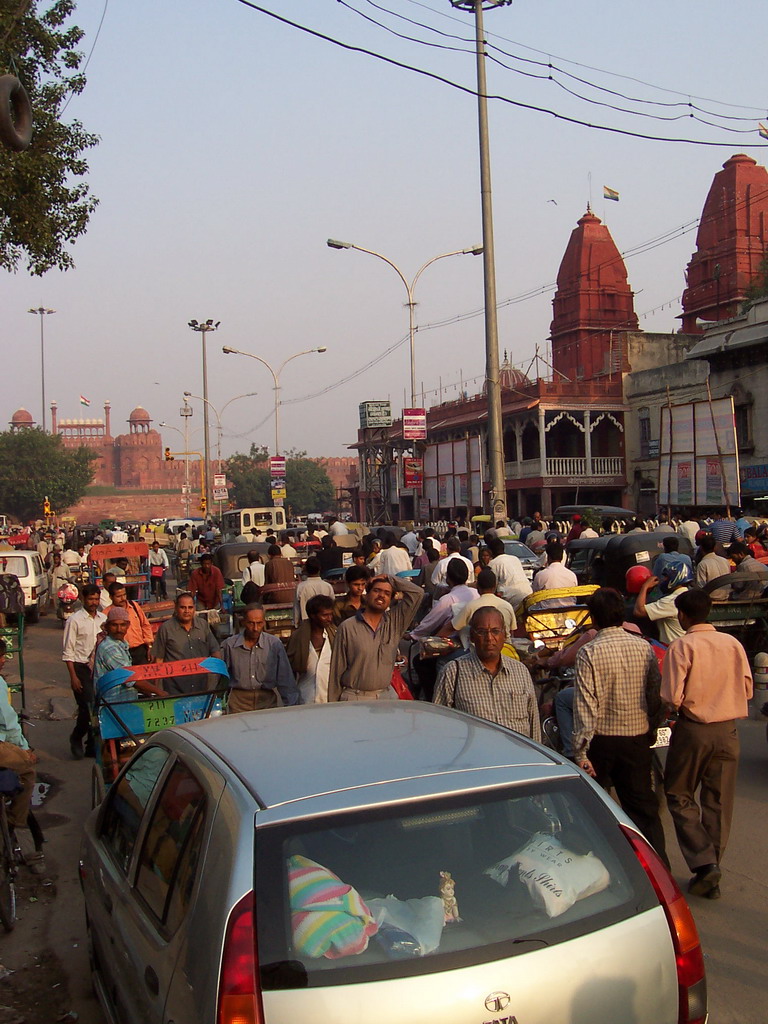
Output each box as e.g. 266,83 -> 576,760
434,607 -> 540,740
573,587 -> 668,865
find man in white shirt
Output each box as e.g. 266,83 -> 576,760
279,532 -> 298,558
328,517 -> 348,537
634,561 -> 692,644
400,528 -> 419,556
431,537 -> 474,588
694,534 -> 731,600
487,536 -> 532,609
62,584 -> 106,759
294,558 -> 335,625
451,568 -> 516,649
677,512 -> 700,547
532,540 -> 577,592
377,533 -> 412,576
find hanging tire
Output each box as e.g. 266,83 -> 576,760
0,75 -> 33,153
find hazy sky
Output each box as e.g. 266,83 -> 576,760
4,0 -> 768,458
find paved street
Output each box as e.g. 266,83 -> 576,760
1,612 -> 766,1023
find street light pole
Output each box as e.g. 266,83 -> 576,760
159,417 -> 193,517
28,306 -> 56,432
187,319 -> 220,515
221,347 -> 326,456
450,0 -> 512,520
326,240 -> 482,407
183,392 -> 258,515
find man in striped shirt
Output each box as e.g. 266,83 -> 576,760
573,587 -> 668,865
434,607 -> 540,740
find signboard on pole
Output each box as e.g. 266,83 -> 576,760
213,473 -> 226,489
403,457 -> 423,488
359,401 -> 392,429
418,498 -> 431,520
213,486 -> 228,502
269,456 -> 286,478
402,408 -> 427,440
658,397 -> 740,507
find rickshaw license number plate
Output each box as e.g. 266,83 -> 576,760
652,726 -> 672,748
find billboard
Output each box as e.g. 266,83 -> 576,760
403,457 -> 423,488
359,401 -> 392,429
658,397 -> 740,507
402,408 -> 427,440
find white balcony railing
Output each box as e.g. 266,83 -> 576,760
546,457 -> 587,476
590,456 -> 623,476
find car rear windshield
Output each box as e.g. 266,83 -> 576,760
503,541 -> 536,560
255,778 -> 656,989
0,556 -> 29,579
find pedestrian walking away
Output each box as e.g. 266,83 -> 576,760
572,587 -> 669,866
661,588 -> 752,900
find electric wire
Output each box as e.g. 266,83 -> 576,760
338,0 -> 762,135
60,0 -> 109,116
236,1 -> 767,147
404,0 -> 768,113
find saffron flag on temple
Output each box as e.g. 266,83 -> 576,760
603,186 -> 619,202
80,395 -> 90,406
759,123 -> 768,141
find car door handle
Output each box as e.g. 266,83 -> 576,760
144,965 -> 159,996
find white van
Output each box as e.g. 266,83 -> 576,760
0,548 -> 49,622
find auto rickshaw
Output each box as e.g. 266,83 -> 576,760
566,531 -> 694,590
87,541 -> 151,602
212,541 -> 294,641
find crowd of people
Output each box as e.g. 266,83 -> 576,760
1,505 -> 761,902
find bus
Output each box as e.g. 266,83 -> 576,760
221,507 -> 287,541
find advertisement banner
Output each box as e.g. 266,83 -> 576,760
677,461 -> 692,505
658,397 -> 739,507
418,498 -> 430,520
402,408 -> 427,440
457,474 -> 468,506
403,457 -> 423,488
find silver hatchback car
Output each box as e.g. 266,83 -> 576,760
79,703 -> 707,1024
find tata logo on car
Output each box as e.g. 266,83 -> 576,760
483,990 -> 517,1022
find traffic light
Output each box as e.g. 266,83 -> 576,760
164,447 -> 174,461
200,497 -> 207,513
43,498 -> 51,516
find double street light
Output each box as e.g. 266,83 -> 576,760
188,319 -> 220,513
28,306 -> 56,432
221,347 -> 326,456
327,240 -> 482,407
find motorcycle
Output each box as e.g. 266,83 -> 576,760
57,582 -> 79,627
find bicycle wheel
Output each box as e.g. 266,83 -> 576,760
0,808 -> 17,931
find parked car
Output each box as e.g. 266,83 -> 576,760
79,703 -> 705,1024
0,547 -> 49,622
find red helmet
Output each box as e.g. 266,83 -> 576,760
625,565 -> 652,594
694,529 -> 708,545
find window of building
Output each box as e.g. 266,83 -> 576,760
735,403 -> 752,450
638,407 -> 651,459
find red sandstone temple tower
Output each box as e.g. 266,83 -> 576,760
681,153 -> 768,333
550,208 -> 638,381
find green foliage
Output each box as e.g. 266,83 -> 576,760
742,252 -> 768,312
0,427 -> 96,520
0,0 -> 99,274
226,444 -> 335,516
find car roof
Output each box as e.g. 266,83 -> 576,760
177,703 -> 560,809
554,505 -> 637,518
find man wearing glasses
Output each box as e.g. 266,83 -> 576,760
434,606 -> 540,740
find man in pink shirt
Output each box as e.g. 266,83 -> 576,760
661,588 -> 752,900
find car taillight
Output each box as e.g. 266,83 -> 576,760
621,825 -> 707,1024
217,891 -> 264,1024
31,587 -> 37,600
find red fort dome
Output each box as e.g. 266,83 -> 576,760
10,408 -> 34,429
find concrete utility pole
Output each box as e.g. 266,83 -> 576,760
188,319 -> 220,516
28,306 -> 55,432
449,0 -> 512,520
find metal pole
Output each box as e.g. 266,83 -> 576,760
184,414 -> 190,518
201,328 -> 211,515
407,287 -> 416,407
473,0 -> 506,521
40,315 -> 46,432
